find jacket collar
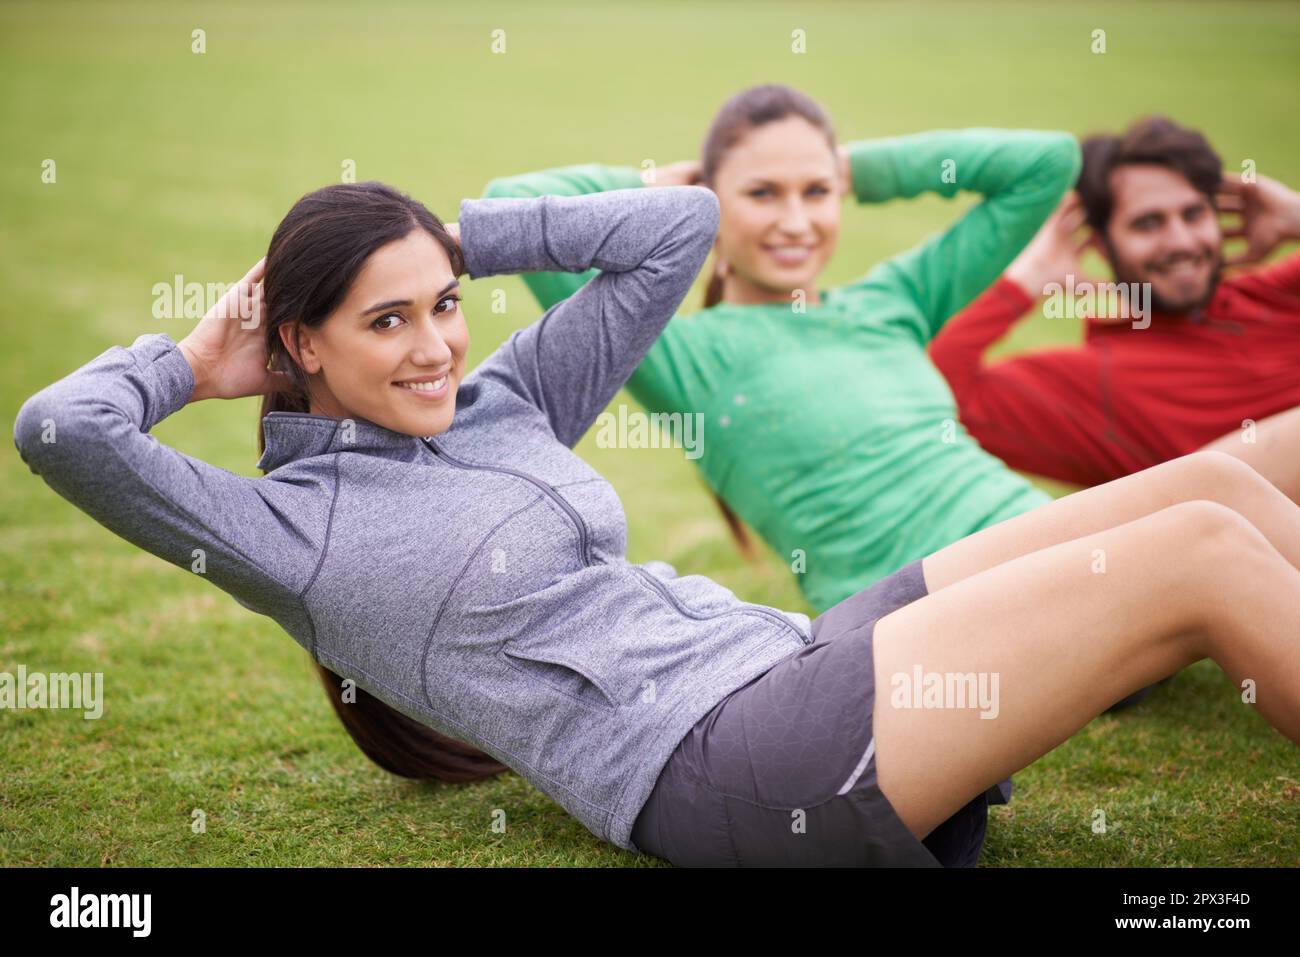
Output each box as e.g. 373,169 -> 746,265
1084,280 -> 1237,338
257,412 -> 428,472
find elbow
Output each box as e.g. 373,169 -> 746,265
928,349 -> 967,391
689,184 -> 721,233
482,175 -> 532,200
13,390 -> 57,472
13,389 -> 114,477
12,390 -> 90,478
640,185 -> 720,278
676,185 -> 721,257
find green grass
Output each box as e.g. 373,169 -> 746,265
2,0 -> 1297,866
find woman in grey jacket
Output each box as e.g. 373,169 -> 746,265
13,181 -> 1300,867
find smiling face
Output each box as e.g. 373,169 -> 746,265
710,115 -> 844,305
1103,163 -> 1223,313
281,229 -> 468,437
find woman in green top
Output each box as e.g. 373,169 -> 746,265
483,85 -> 1077,616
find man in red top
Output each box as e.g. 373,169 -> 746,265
930,115 -> 1300,500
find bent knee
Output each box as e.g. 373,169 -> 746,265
1175,449 -> 1268,494
1156,499 -> 1272,557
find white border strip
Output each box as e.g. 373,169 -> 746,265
836,736 -> 875,795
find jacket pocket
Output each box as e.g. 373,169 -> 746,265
499,641 -> 619,711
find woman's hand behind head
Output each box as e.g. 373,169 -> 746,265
646,160 -> 703,188
444,222 -> 462,267
178,258 -> 295,403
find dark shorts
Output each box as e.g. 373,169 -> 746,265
631,558 -> 1012,867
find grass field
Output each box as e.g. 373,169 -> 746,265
2,0 -> 1298,866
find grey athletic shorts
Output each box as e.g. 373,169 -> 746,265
631,558 -> 1013,867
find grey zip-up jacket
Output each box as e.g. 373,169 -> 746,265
13,185 -> 815,852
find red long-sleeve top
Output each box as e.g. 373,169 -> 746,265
928,253 -> 1300,486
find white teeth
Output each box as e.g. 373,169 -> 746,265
767,246 -> 812,261
396,376 -> 447,392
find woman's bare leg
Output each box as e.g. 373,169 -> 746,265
1199,405 -> 1300,504
925,449 -> 1300,591
872,500 -> 1300,840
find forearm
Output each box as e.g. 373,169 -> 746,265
1260,194 -> 1300,291
929,276 -> 1037,394
14,332 -> 320,605
944,349 -> 1121,488
460,187 -> 719,446
15,334 -> 216,562
16,333 -> 195,469
1280,188 -> 1300,240
459,187 -> 711,279
484,163 -> 645,200
850,129 -> 1080,339
846,128 -> 1080,206
482,164 -> 647,310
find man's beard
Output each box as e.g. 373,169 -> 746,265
1105,240 -> 1223,316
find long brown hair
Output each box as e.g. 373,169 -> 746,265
258,181 -> 508,783
695,84 -> 838,561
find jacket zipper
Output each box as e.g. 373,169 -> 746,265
423,436 -> 592,565
423,437 -> 809,645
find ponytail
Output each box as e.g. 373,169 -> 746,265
313,663 -> 509,782
711,490 -> 759,564
702,259 -> 725,310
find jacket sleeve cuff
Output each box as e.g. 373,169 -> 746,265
127,332 -> 197,430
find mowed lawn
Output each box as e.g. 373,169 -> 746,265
1,0 -> 1297,866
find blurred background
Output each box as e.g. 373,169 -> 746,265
2,1 -> 1298,866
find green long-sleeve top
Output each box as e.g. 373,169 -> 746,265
483,129 -> 1082,612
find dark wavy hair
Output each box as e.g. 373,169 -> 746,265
1077,115 -> 1222,235
258,181 -> 508,783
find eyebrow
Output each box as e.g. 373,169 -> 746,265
360,279 -> 460,316
741,176 -> 833,191
1129,199 -> 1207,223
